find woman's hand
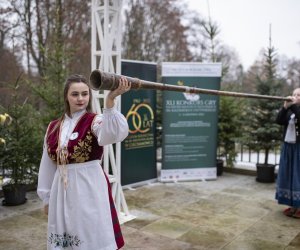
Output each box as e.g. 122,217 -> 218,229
44,204 -> 49,215
284,96 -> 300,109
284,96 -> 293,109
106,77 -> 131,108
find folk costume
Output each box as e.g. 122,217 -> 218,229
275,104 -> 300,209
37,107 -> 128,250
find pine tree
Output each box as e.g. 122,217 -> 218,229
246,30 -> 283,165
218,85 -> 244,167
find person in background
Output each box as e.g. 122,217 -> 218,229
37,74 -> 130,249
275,88 -> 300,218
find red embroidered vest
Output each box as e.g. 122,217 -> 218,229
46,112 -> 103,164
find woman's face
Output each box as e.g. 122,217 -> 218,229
67,82 -> 90,114
293,88 -> 300,101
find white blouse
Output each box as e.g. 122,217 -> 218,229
37,106 -> 129,205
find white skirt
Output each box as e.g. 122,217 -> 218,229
47,160 -> 117,250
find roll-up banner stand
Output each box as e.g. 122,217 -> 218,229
161,62 -> 222,182
121,60 -> 157,187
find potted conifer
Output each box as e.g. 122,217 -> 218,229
217,85 -> 244,173
246,40 -> 283,183
0,80 -> 43,205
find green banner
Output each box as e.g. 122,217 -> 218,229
121,60 -> 157,186
161,62 -> 222,181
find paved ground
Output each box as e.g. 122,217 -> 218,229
1,172 -> 300,250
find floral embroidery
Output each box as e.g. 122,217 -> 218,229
71,131 -> 93,163
48,232 -> 82,248
47,146 -> 56,162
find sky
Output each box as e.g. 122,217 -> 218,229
187,0 -> 300,70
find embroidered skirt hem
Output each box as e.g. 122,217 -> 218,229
47,160 -> 124,250
275,143 -> 300,209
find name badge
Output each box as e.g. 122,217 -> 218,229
70,132 -> 79,140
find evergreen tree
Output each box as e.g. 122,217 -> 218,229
218,85 -> 244,167
245,36 -> 283,165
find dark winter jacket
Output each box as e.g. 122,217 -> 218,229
276,104 -> 300,142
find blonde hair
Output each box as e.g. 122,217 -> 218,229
293,88 -> 300,95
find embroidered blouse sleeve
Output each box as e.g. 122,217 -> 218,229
92,106 -> 129,146
37,137 -> 57,206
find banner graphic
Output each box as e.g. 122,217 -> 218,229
161,62 -> 222,182
121,60 -> 157,186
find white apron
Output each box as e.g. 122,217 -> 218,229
47,160 -> 117,250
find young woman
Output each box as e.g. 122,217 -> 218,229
276,88 -> 300,218
37,74 -> 130,249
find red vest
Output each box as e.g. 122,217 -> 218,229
46,112 -> 103,164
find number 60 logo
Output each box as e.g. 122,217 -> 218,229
126,103 -> 154,134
